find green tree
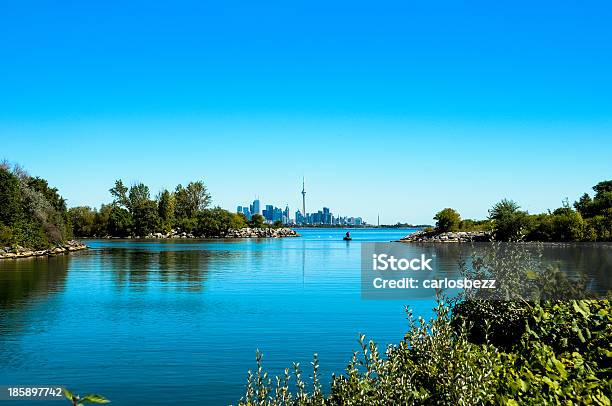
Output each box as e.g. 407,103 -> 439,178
132,200 -> 160,236
195,207 -> 236,236
27,177 -> 67,213
128,182 -> 150,211
174,181 -> 211,220
433,208 -> 461,232
69,206 -> 96,237
107,206 -> 133,237
94,204 -> 113,236
550,207 -> 586,241
0,167 -> 22,225
574,193 -> 593,217
157,189 -> 175,231
489,199 -> 529,241
592,180 -> 612,198
109,179 -> 129,209
249,214 -> 265,228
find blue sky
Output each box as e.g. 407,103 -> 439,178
1,1 -> 611,224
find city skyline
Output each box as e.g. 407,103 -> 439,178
236,180 -> 365,225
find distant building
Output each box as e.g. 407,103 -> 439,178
251,199 -> 261,216
234,181 -> 366,226
237,205 -> 252,220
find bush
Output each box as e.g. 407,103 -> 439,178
132,200 -> 160,237
107,206 -> 133,237
0,224 -> 13,246
0,163 -> 71,248
249,214 -> 266,228
458,218 -> 492,232
69,206 -> 96,237
195,207 -> 246,236
433,208 -> 461,232
489,199 -> 529,241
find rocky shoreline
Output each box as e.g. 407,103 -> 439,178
398,230 -> 492,243
104,227 -> 301,239
0,240 -> 88,260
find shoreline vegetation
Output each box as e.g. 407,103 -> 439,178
0,162 -> 303,258
399,180 -> 612,243
99,227 -> 299,239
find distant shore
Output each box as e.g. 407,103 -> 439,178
84,227 -> 300,240
398,230 -> 492,243
0,240 -> 88,260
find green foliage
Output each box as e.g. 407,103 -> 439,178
128,182 -> 151,210
0,224 -> 13,246
157,189 -> 175,232
585,214 -> 612,241
107,206 -> 133,237
458,218 -> 492,231
526,209 -> 587,242
0,163 -> 71,248
69,206 -> 97,237
132,199 -> 160,237
489,199 -> 529,241
494,300 -> 612,405
11,217 -> 49,248
109,179 -> 129,209
2,167 -> 256,241
195,207 -> 246,236
63,387 -> 110,405
174,181 -> 211,220
0,167 -> 22,224
433,208 -> 461,232
249,214 -> 266,228
574,193 -> 594,217
428,180 -> 612,242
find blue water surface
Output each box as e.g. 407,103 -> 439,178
0,228 -> 432,405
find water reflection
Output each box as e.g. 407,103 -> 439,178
0,256 -> 70,311
100,245 -> 216,292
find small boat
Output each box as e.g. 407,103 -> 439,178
343,236 -> 352,241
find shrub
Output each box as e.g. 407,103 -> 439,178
194,207 -> 242,236
69,206 -> 97,237
489,199 -> 529,241
107,206 -> 133,237
249,214 -> 266,228
433,208 -> 461,232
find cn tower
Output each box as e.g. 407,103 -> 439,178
301,177 -> 306,222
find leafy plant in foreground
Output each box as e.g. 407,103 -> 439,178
62,388 -> 109,406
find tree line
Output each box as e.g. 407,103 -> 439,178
431,180 -> 612,241
69,179 -> 270,238
0,162 -> 72,249
0,161 -> 276,248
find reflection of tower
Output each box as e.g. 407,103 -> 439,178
301,178 -> 306,223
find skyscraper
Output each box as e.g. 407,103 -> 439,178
252,198 -> 261,216
301,178 -> 306,224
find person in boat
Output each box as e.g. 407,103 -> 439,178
345,231 -> 351,239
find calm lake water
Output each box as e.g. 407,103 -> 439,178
0,228 -> 426,405
2,229 -> 610,405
